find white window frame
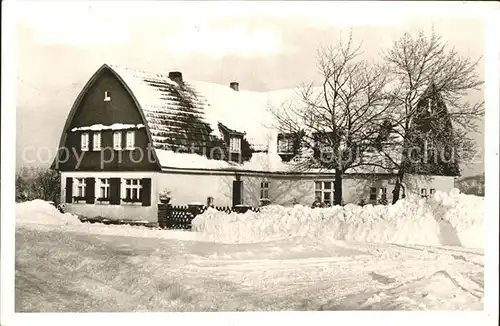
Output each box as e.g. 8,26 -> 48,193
93,132 -> 102,151
81,133 -> 89,151
260,181 -> 270,200
113,131 -> 122,150
104,91 -> 111,102
74,178 -> 86,202
122,178 -> 142,203
369,187 -> 377,201
229,137 -> 241,153
126,130 -> 136,150
315,181 -> 334,206
96,178 -> 110,203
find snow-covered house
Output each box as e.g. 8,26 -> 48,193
52,64 -> 456,222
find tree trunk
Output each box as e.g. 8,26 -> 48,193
334,169 -> 343,205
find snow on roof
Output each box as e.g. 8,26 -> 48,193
108,65 -> 221,151
107,64 -> 301,152
190,81 -> 300,151
104,64 -> 402,175
155,148 -> 397,175
154,149 -> 238,170
155,149 -> 295,173
71,123 -> 145,132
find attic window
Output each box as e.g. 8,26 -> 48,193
229,137 -> 241,153
93,132 -> 102,151
125,131 -> 135,150
104,91 -> 112,102
81,132 -> 89,151
113,131 -> 122,150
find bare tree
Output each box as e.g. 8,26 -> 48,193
379,29 -> 484,203
269,32 -> 395,205
16,167 -> 61,204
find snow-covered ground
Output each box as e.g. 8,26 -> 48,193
15,191 -> 484,311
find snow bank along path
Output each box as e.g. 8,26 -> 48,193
16,189 -> 483,249
192,189 -> 484,249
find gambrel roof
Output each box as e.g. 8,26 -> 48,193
107,64 -> 299,153
60,63 -> 458,176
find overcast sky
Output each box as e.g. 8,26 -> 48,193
14,1 -> 487,176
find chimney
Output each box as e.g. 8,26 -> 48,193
229,82 -> 239,91
168,71 -> 183,84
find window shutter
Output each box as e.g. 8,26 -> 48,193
122,131 -> 127,149
65,177 -> 73,203
85,177 -> 95,204
141,178 -> 152,206
109,178 -> 121,205
88,133 -> 93,151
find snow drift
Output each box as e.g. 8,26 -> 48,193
15,189 -> 483,249
16,200 -> 80,226
192,189 -> 484,248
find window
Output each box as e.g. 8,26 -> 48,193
314,132 -> 335,153
113,131 -> 122,150
315,181 -> 334,206
424,139 -> 434,153
430,188 -> 436,196
229,137 -> 241,153
427,98 -> 432,113
278,137 -> 294,154
260,181 -> 270,200
93,133 -> 101,151
380,187 -> 387,200
126,131 -> 135,150
74,178 -> 86,201
97,178 -> 110,202
81,133 -> 89,151
104,91 -> 111,102
369,187 -> 377,201
123,178 -> 142,202
421,188 -> 428,198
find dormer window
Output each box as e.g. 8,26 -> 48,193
104,91 -> 111,102
229,137 -> 241,153
277,134 -> 294,154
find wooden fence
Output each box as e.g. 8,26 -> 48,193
158,204 -> 261,230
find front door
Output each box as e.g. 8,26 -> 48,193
232,180 -> 243,206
